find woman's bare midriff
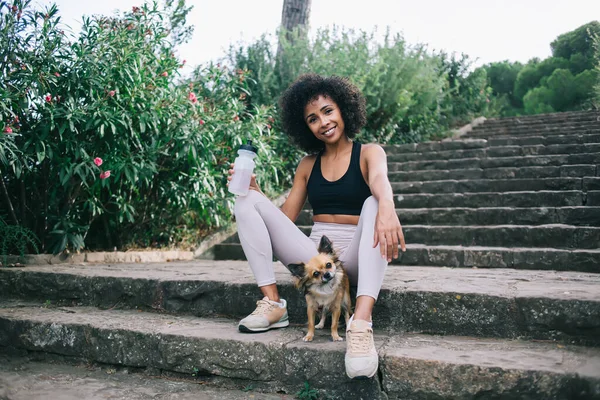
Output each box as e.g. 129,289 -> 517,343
312,214 -> 359,225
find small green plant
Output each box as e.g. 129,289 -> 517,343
43,300 -> 52,308
0,217 -> 40,265
296,381 -> 319,400
191,366 -> 199,377
241,384 -> 254,392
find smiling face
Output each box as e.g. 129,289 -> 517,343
303,95 -> 346,144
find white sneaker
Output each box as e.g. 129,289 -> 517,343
238,297 -> 289,333
345,319 -> 378,379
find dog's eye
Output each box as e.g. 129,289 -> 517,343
325,262 -> 332,269
313,271 -> 320,277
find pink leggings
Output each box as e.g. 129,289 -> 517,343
234,190 -> 388,300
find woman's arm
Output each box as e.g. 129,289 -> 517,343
364,144 -> 406,261
280,155 -> 315,222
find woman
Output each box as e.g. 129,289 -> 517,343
228,73 -> 406,379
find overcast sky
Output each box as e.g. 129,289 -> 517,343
44,0 -> 600,75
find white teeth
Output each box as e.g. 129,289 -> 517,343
323,127 -> 334,136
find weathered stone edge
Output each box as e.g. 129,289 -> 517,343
1,250 -> 195,266
1,270 -> 598,345
1,311 -> 598,400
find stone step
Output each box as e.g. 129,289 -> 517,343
295,207 -> 600,226
473,120 -> 600,131
401,224 -> 600,249
475,112 -> 600,128
0,356 -> 294,400
392,177 -> 599,194
382,139 -> 487,154
388,153 -> 600,171
387,144 -> 600,162
466,127 -> 600,138
487,133 -> 600,147
222,222 -> 600,248
481,111 -> 600,127
476,115 -> 600,128
1,264 -> 599,345
589,191 -> 600,205
395,190 -> 587,208
388,165 -> 598,182
208,243 -> 600,273
387,147 -> 487,162
2,302 -> 599,399
394,244 -> 600,273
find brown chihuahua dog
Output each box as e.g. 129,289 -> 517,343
288,235 -> 352,342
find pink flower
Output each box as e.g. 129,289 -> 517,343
188,92 -> 198,104
132,6 -> 140,13
108,90 -> 115,97
182,60 -> 186,65
99,170 -> 111,179
45,95 -> 52,103
54,72 -> 60,77
4,126 -> 13,133
266,124 -> 271,129
94,157 -> 103,167
233,115 -> 240,122
161,71 -> 168,77
199,119 -> 205,125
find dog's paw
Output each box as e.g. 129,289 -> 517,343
315,321 -> 325,330
302,334 -> 314,342
331,334 -> 344,342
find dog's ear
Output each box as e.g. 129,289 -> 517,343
318,235 -> 334,254
288,262 -> 305,278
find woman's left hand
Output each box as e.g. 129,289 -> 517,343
373,200 -> 406,262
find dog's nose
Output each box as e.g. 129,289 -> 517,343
323,272 -> 332,280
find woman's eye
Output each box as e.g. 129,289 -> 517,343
325,262 -> 332,269
325,108 -> 332,114
313,271 -> 320,277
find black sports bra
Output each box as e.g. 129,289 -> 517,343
307,141 -> 372,216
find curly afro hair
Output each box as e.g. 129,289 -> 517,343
278,73 -> 367,153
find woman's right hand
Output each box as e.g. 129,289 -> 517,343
227,163 -> 263,194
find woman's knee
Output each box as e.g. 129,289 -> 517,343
234,190 -> 264,217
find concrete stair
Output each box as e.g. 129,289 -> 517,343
1,111 -> 600,399
1,263 -> 599,399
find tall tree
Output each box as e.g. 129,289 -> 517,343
551,21 -> 600,73
276,0 -> 312,87
280,0 -> 312,36
278,0 -> 312,55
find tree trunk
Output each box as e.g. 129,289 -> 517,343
281,0 -> 312,33
277,0 -> 312,84
278,0 -> 312,54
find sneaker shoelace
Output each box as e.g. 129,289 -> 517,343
250,299 -> 276,316
347,328 -> 374,354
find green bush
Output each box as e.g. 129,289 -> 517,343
481,61 -> 524,113
593,28 -> 600,106
0,0 -> 279,254
0,216 -> 39,264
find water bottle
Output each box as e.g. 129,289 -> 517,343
228,140 -> 258,196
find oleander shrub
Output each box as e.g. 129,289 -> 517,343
0,0 -> 279,254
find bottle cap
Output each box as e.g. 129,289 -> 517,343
239,140 -> 257,153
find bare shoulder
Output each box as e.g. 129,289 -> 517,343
361,143 -> 387,161
295,154 -> 318,181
